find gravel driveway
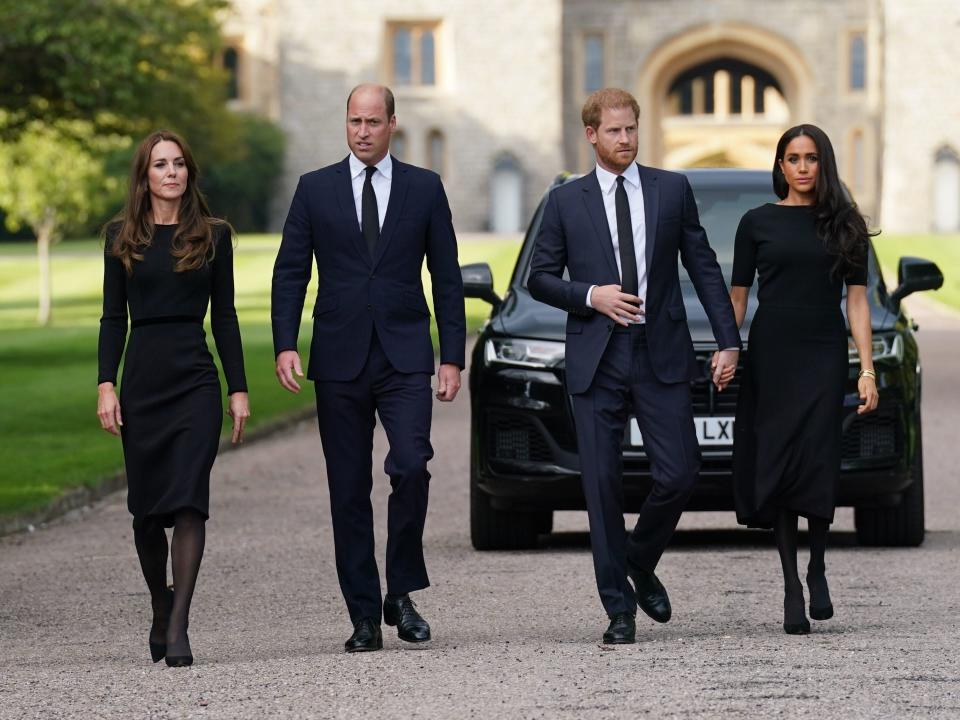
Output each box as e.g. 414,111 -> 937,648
2,300 -> 958,719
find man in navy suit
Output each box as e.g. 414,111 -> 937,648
271,84 -> 465,652
528,88 -> 741,644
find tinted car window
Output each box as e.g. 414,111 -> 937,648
690,187 -> 774,277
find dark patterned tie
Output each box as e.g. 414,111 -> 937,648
615,176 -> 638,296
362,165 -> 379,257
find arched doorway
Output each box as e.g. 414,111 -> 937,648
933,146 -> 960,233
638,23 -> 814,169
490,154 -> 524,233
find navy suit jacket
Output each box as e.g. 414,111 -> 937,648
271,156 -> 466,381
528,164 -> 740,395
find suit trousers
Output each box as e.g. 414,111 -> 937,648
570,324 -> 700,617
314,330 -> 434,623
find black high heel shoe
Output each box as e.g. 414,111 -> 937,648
165,624 -> 193,667
807,572 -> 834,620
149,588 -> 174,663
783,588 -> 811,635
164,646 -> 193,668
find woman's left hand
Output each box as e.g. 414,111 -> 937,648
228,392 -> 251,443
857,376 -> 879,415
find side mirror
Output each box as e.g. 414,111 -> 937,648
461,262 -> 502,309
890,256 -> 943,304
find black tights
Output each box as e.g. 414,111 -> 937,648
773,510 -> 831,622
133,509 -> 206,656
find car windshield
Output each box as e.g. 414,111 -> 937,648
689,185 -> 776,277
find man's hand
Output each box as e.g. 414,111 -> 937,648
227,392 -> 251,444
590,284 -> 644,326
710,349 -> 739,391
276,350 -> 304,394
436,363 -> 461,402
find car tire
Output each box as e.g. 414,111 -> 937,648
854,417 -> 925,547
470,481 -> 548,551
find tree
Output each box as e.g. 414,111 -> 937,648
203,113 -> 286,231
0,120 -> 126,325
0,0 -> 234,153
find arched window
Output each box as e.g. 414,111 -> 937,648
223,46 -> 240,100
849,33 -> 867,90
490,154 -> 524,234
391,130 -> 407,162
667,58 -> 783,118
934,146 -> 960,232
426,130 -> 445,175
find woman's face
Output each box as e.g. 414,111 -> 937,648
147,140 -> 188,204
778,134 -> 819,197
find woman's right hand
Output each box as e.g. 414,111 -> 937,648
97,382 -> 123,436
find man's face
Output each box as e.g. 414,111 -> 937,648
346,88 -> 397,165
585,106 -> 639,173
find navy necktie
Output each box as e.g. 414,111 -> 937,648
362,165 -> 379,257
615,176 -> 638,296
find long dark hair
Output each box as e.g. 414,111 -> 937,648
772,124 -> 875,278
105,130 -> 227,274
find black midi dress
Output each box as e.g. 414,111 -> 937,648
731,204 -> 866,528
98,224 -> 247,528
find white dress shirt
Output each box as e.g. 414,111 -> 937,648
586,162 -> 647,324
348,152 -> 392,231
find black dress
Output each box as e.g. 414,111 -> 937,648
731,204 -> 866,528
98,224 -> 247,528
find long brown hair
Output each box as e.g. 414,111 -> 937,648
772,124 -> 876,278
106,130 -> 226,273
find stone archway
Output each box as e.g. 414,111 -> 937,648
638,23 -> 815,169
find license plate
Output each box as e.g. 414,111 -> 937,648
628,416 -> 735,447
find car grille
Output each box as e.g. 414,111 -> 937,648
691,353 -> 743,414
487,412 -> 553,463
842,406 -> 900,460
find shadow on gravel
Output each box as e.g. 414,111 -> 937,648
542,528 -> 872,551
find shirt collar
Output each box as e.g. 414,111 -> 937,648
349,152 -> 393,180
595,161 -> 640,194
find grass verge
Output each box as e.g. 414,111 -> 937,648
0,235 -> 520,519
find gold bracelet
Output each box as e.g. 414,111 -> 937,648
858,369 -> 876,379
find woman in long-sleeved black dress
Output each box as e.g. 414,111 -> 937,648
97,131 -> 249,666
727,125 -> 878,635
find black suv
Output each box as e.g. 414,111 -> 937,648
463,169 -> 943,550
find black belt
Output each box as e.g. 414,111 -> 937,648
131,315 -> 203,329
612,322 -> 647,334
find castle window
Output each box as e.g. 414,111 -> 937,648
427,130 -> 445,175
392,129 -> 407,162
934,146 -> 960,232
223,45 -> 240,100
849,33 -> 866,90
583,34 -> 604,94
388,22 -> 440,87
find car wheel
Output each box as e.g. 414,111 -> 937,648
854,416 -> 925,547
470,479 -> 549,551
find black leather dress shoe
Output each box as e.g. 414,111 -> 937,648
345,618 -> 383,653
627,561 -> 672,623
602,612 -> 636,644
383,594 -> 431,643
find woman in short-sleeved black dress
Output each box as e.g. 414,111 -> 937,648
728,125 -> 878,635
97,131 -> 249,666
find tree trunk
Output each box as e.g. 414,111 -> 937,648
36,210 -> 56,326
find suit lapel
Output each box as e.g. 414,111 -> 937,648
373,156 -> 408,268
582,171 -> 620,281
334,156 -> 371,266
639,164 -> 659,270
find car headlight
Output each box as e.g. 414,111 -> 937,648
485,338 -> 566,368
848,333 -> 903,364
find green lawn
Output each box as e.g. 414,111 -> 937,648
0,235 -> 520,518
872,234 -> 960,310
